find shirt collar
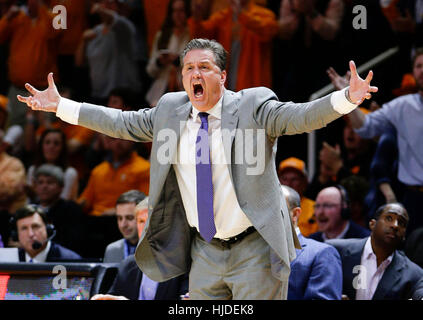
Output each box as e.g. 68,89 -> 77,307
25,241 -> 51,263
191,96 -> 223,121
363,236 -> 394,265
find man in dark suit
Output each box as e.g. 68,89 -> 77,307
309,185 -> 370,242
103,190 -> 146,263
12,204 -> 82,262
92,255 -> 188,300
282,185 -> 342,300
18,38 -> 377,299
328,203 -> 423,300
91,198 -> 188,300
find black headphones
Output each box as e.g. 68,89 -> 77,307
334,184 -> 350,220
9,205 -> 56,242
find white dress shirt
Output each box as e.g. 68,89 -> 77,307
173,96 -> 253,239
56,87 -> 357,239
355,237 -> 393,300
25,241 -> 51,263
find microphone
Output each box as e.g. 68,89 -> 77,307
32,229 -> 56,250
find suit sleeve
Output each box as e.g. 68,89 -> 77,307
304,246 -> 343,300
251,87 -> 345,139
78,104 -> 156,143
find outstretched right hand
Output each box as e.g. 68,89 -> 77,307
17,73 -> 61,113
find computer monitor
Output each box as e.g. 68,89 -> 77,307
0,262 -> 118,300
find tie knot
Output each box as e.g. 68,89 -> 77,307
198,112 -> 209,123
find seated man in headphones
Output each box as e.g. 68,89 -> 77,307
309,185 -> 370,242
11,204 -> 82,262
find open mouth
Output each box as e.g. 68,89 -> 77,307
193,83 -> 204,98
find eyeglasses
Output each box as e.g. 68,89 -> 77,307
313,203 -> 341,210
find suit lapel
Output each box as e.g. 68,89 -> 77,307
344,238 -> 367,299
170,100 -> 192,163
46,243 -> 57,261
152,101 -> 191,203
372,251 -> 403,300
220,90 -> 239,178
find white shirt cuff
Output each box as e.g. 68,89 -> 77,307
330,87 -> 357,114
56,97 -> 81,125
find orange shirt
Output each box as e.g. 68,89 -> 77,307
0,152 -> 27,213
188,3 -> 278,91
78,152 -> 150,216
298,197 -> 319,237
143,0 -> 170,54
0,5 -> 60,88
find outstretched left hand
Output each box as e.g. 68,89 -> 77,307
347,60 -> 378,105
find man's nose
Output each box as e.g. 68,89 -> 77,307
28,228 -> 35,237
392,219 -> 399,228
192,68 -> 201,77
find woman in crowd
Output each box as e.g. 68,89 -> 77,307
145,0 -> 191,106
27,128 -> 78,201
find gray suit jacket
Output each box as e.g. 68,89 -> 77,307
103,238 -> 125,263
77,87 -> 344,282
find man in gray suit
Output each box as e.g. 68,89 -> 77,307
103,190 -> 146,263
18,38 -> 377,300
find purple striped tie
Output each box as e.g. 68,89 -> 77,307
196,112 -> 216,242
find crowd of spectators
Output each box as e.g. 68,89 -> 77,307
0,0 -> 422,300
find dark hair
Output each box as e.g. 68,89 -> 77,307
116,190 -> 146,206
412,47 -> 423,69
14,204 -> 48,226
35,128 -> 68,170
374,202 -> 408,221
157,0 -> 191,50
180,38 -> 227,71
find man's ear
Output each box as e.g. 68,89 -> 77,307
369,219 -> 376,231
291,207 -> 301,225
220,70 -> 227,85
